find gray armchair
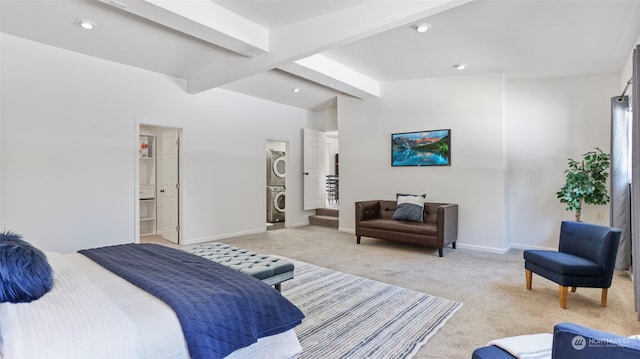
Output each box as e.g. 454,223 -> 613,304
523,221 -> 621,309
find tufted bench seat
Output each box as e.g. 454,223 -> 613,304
185,242 -> 294,292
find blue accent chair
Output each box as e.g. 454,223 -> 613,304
472,322 -> 640,359
524,221 -> 621,309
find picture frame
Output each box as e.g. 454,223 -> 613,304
391,129 -> 451,167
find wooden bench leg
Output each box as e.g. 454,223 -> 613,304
559,286 -> 568,309
601,288 -> 608,307
525,269 -> 532,290
571,287 -> 577,292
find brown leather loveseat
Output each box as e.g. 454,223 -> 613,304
355,200 -> 458,257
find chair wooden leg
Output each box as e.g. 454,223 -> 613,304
571,287 -> 577,292
525,269 -> 532,290
559,286 -> 568,309
601,288 -> 608,307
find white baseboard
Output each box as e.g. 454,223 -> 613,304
455,242 -> 510,254
183,228 -> 265,245
456,242 -> 556,254
338,227 -> 355,234
288,221 -> 309,228
510,243 -> 556,251
337,230 -> 512,254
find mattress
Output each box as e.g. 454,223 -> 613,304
0,252 -> 301,359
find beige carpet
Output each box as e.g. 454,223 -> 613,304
148,226 -> 638,358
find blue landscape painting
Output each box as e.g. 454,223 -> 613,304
391,129 -> 450,166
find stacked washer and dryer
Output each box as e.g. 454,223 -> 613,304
266,150 -> 286,223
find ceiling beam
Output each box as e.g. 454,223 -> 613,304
187,0 -> 475,94
97,0 -> 269,57
279,55 -> 380,99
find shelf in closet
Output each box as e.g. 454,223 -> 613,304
140,133 -> 157,236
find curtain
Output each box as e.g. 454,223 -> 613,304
611,96 -> 631,270
630,45 -> 640,320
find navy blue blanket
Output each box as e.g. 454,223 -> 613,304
79,244 -> 304,359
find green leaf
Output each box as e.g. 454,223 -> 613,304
557,148 -> 610,217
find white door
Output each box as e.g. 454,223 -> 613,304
162,129 -> 180,243
303,128 -> 326,210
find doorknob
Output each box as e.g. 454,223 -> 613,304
304,172 -> 309,175
160,189 -> 165,193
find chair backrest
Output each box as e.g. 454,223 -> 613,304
558,221 -> 621,283
552,322 -> 640,358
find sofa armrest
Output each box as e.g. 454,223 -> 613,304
552,322 -> 640,359
355,201 -> 380,221
355,201 -> 380,236
437,204 -> 458,247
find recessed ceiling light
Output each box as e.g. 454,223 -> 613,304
292,88 -> 301,93
414,23 -> 431,33
453,64 -> 467,70
76,18 -> 95,30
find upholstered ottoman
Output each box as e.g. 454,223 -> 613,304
185,243 -> 294,292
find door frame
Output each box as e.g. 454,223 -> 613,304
135,121 -> 184,244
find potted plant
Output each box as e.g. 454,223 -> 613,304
556,148 -> 610,222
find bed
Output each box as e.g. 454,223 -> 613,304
0,242 -> 304,359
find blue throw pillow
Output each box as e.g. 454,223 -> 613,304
0,231 -> 53,303
392,194 -> 426,222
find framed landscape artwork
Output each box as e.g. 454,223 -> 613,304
391,129 -> 451,167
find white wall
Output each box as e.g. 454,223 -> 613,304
0,33 -> 320,253
1,32 -> 626,254
338,74 -> 508,252
338,73 -> 617,253
505,75 -> 619,250
621,36 -> 639,94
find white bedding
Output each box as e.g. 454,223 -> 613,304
0,252 -> 301,359
487,333 -> 552,359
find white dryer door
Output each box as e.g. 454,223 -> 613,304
274,191 -> 285,212
273,156 -> 286,179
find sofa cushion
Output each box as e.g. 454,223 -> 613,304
423,203 -> 440,224
524,250 -> 602,277
392,194 -> 426,222
359,219 -> 438,236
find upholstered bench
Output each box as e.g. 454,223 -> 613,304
185,243 -> 294,292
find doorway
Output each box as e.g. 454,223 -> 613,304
266,140 -> 287,231
137,124 -> 182,244
325,131 -> 339,208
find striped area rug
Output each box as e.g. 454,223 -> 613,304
282,260 -> 463,359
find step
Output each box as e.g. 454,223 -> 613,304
316,208 -> 339,217
309,215 -> 339,228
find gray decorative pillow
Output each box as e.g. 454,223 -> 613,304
392,194 -> 426,222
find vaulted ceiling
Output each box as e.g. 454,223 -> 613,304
2,0 -> 640,110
